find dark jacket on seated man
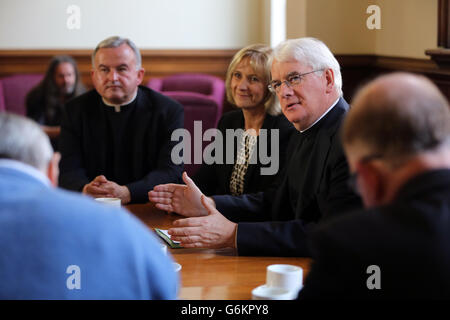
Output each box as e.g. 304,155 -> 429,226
299,72 -> 450,299
213,98 -> 363,257
58,85 -> 184,203
298,170 -> 450,299
193,109 -> 295,196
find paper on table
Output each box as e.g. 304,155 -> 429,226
155,228 -> 182,248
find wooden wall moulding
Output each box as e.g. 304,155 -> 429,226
0,49 -> 238,89
425,48 -> 450,68
335,54 -> 449,102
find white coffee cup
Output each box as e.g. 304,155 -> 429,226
251,264 -> 303,300
95,197 -> 121,207
266,264 -> 303,292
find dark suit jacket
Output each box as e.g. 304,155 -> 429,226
58,86 -> 184,203
213,98 -> 362,256
193,109 -> 295,195
299,169 -> 450,299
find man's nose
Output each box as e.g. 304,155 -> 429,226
108,70 -> 119,81
278,81 -> 293,98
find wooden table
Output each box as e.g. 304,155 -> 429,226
126,203 -> 312,300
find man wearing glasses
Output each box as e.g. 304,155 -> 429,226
149,38 -> 362,257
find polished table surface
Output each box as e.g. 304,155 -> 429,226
126,203 -> 312,300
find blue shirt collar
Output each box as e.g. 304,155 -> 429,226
0,159 -> 51,187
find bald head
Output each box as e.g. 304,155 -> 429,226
342,72 -> 450,167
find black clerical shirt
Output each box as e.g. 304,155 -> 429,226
213,97 -> 363,256
58,86 -> 184,203
104,99 -> 136,186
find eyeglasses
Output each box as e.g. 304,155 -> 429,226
347,154 -> 382,195
268,69 -> 324,94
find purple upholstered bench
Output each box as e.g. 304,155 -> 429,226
0,74 -> 44,115
162,91 -> 219,177
147,73 -> 225,127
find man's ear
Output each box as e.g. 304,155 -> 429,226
324,68 -> 335,93
357,161 -> 385,207
46,152 -> 61,187
136,67 -> 145,85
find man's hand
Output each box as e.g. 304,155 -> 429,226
148,172 -> 211,217
168,195 -> 237,249
82,175 -> 110,197
82,175 -> 131,204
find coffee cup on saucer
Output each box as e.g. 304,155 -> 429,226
252,264 -> 303,300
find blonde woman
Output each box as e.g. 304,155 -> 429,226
193,44 -> 295,196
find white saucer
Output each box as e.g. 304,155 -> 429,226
251,284 -> 298,300
173,262 -> 182,272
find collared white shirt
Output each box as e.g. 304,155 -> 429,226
300,97 -> 340,133
0,159 -> 51,187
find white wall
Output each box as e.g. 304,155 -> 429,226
375,0 -> 437,58
1,0 -> 438,58
0,0 -> 263,49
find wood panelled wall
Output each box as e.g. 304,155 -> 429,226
0,49 -> 237,89
1,50 -> 450,104
337,55 -> 450,103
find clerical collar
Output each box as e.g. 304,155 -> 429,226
102,90 -> 138,112
300,97 -> 340,133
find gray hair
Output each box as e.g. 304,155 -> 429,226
0,113 -> 53,172
342,72 -> 450,167
91,36 -> 142,69
273,37 -> 342,96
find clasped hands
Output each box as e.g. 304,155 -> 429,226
148,172 -> 237,249
83,175 -> 131,204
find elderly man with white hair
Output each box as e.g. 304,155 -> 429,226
149,37 -> 362,257
0,113 -> 178,299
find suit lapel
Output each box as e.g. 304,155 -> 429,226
89,95 -> 108,173
224,111 -> 244,193
243,113 -> 274,193
294,98 -> 348,215
126,87 -> 152,178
